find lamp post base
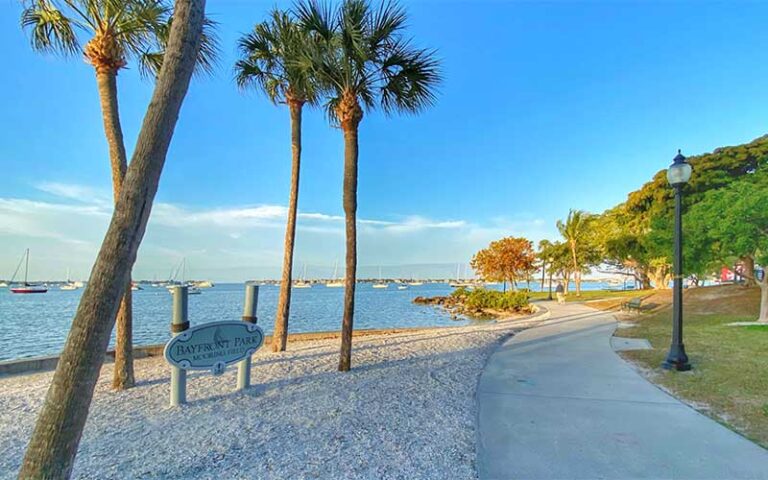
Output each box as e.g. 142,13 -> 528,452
662,344 -> 691,371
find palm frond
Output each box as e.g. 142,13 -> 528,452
139,13 -> 220,79
21,0 -> 79,55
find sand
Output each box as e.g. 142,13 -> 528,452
0,318 -> 531,479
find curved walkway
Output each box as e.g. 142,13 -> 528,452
476,301 -> 768,479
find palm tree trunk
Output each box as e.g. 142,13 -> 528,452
18,2 -> 205,476
570,242 -> 581,296
338,124 -> 359,372
741,255 -> 756,287
95,71 -> 135,390
273,101 -> 303,353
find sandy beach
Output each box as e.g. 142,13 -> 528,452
0,319 -> 531,479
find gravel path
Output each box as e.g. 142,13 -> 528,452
0,320 -> 524,479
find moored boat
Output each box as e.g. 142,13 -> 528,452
9,249 -> 47,294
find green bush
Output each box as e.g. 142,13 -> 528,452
452,287 -> 529,311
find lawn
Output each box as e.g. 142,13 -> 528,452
614,285 -> 768,448
529,288 -> 647,303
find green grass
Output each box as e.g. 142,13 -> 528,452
619,309 -> 768,448
529,289 -> 647,303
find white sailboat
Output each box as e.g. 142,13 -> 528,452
449,263 -> 474,288
60,269 -> 78,290
294,263 -> 312,288
166,258 -> 201,294
372,266 -> 388,289
326,260 -> 343,287
10,249 -> 47,294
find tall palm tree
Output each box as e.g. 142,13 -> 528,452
235,10 -> 319,353
556,209 -> 593,296
21,0 -> 217,390
18,1 -> 206,476
296,0 -> 441,371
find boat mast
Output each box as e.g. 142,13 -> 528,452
24,249 -> 29,285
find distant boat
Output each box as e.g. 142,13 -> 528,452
195,280 -> 214,288
9,249 -> 47,294
188,286 -> 202,295
131,282 -> 143,291
372,266 -> 389,289
449,263 -> 475,288
326,260 -> 343,287
60,269 -> 79,290
294,263 -> 312,288
0,281 -> 8,288
397,285 -> 408,290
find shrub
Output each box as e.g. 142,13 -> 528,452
454,287 -> 529,312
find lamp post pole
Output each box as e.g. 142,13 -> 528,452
547,257 -> 554,300
663,150 -> 692,371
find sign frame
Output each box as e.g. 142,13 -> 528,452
164,320 -> 264,374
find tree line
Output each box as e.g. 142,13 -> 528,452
472,135 -> 768,322
17,0 -> 440,477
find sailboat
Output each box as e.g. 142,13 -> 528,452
449,263 -> 474,288
325,260 -> 343,287
60,268 -> 78,290
372,266 -> 388,289
293,263 -> 312,288
10,249 -> 47,294
166,258 -> 201,294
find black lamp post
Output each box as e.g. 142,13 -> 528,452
663,149 -> 692,371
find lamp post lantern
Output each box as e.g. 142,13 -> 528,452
663,149 -> 692,371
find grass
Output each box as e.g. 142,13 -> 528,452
612,285 -> 768,448
529,288 -> 647,303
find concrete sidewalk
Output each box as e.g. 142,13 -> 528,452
476,301 -> 768,479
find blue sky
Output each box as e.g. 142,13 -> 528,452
2,0 -> 768,281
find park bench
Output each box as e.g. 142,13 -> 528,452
621,297 -> 644,312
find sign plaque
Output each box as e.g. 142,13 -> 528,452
164,321 -> 264,374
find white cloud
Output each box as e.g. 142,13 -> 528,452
0,181 -> 557,281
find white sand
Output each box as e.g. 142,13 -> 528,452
0,319 -> 528,479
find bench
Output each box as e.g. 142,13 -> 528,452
621,297 -> 644,312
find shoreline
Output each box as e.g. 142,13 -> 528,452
0,306 -> 548,378
0,316 -> 545,479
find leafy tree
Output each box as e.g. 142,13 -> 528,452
471,237 -> 536,292
296,0 -> 441,371
18,0 -> 206,475
556,209 -> 598,296
21,0 -> 218,390
686,170 -> 768,321
235,10 -> 319,353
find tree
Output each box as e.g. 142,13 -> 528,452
296,0 -> 440,371
471,237 -> 536,292
18,0 -> 206,476
556,209 -> 597,296
235,10 -> 319,353
686,170 -> 768,321
21,0 -> 217,390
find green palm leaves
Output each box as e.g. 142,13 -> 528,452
294,0 -> 441,125
235,9 -> 319,106
20,0 -> 218,76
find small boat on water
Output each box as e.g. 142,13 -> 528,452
60,269 -> 79,290
326,260 -> 343,287
9,249 -> 47,294
372,267 -> 388,289
294,263 -> 312,288
397,285 -> 408,290
0,281 -> 8,288
131,283 -> 143,291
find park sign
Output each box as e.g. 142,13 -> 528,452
164,321 -> 264,375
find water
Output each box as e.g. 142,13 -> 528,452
0,280 -> 624,361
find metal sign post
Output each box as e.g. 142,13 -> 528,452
170,285 -> 189,406
237,283 -> 259,390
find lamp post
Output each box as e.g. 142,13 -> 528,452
663,149 -> 692,371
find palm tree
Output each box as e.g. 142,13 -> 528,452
556,209 -> 593,296
235,10 -> 319,353
18,1 -> 206,476
21,0 -> 217,390
296,0 -> 441,371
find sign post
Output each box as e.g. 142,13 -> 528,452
170,285 -> 189,406
237,283 -> 259,390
